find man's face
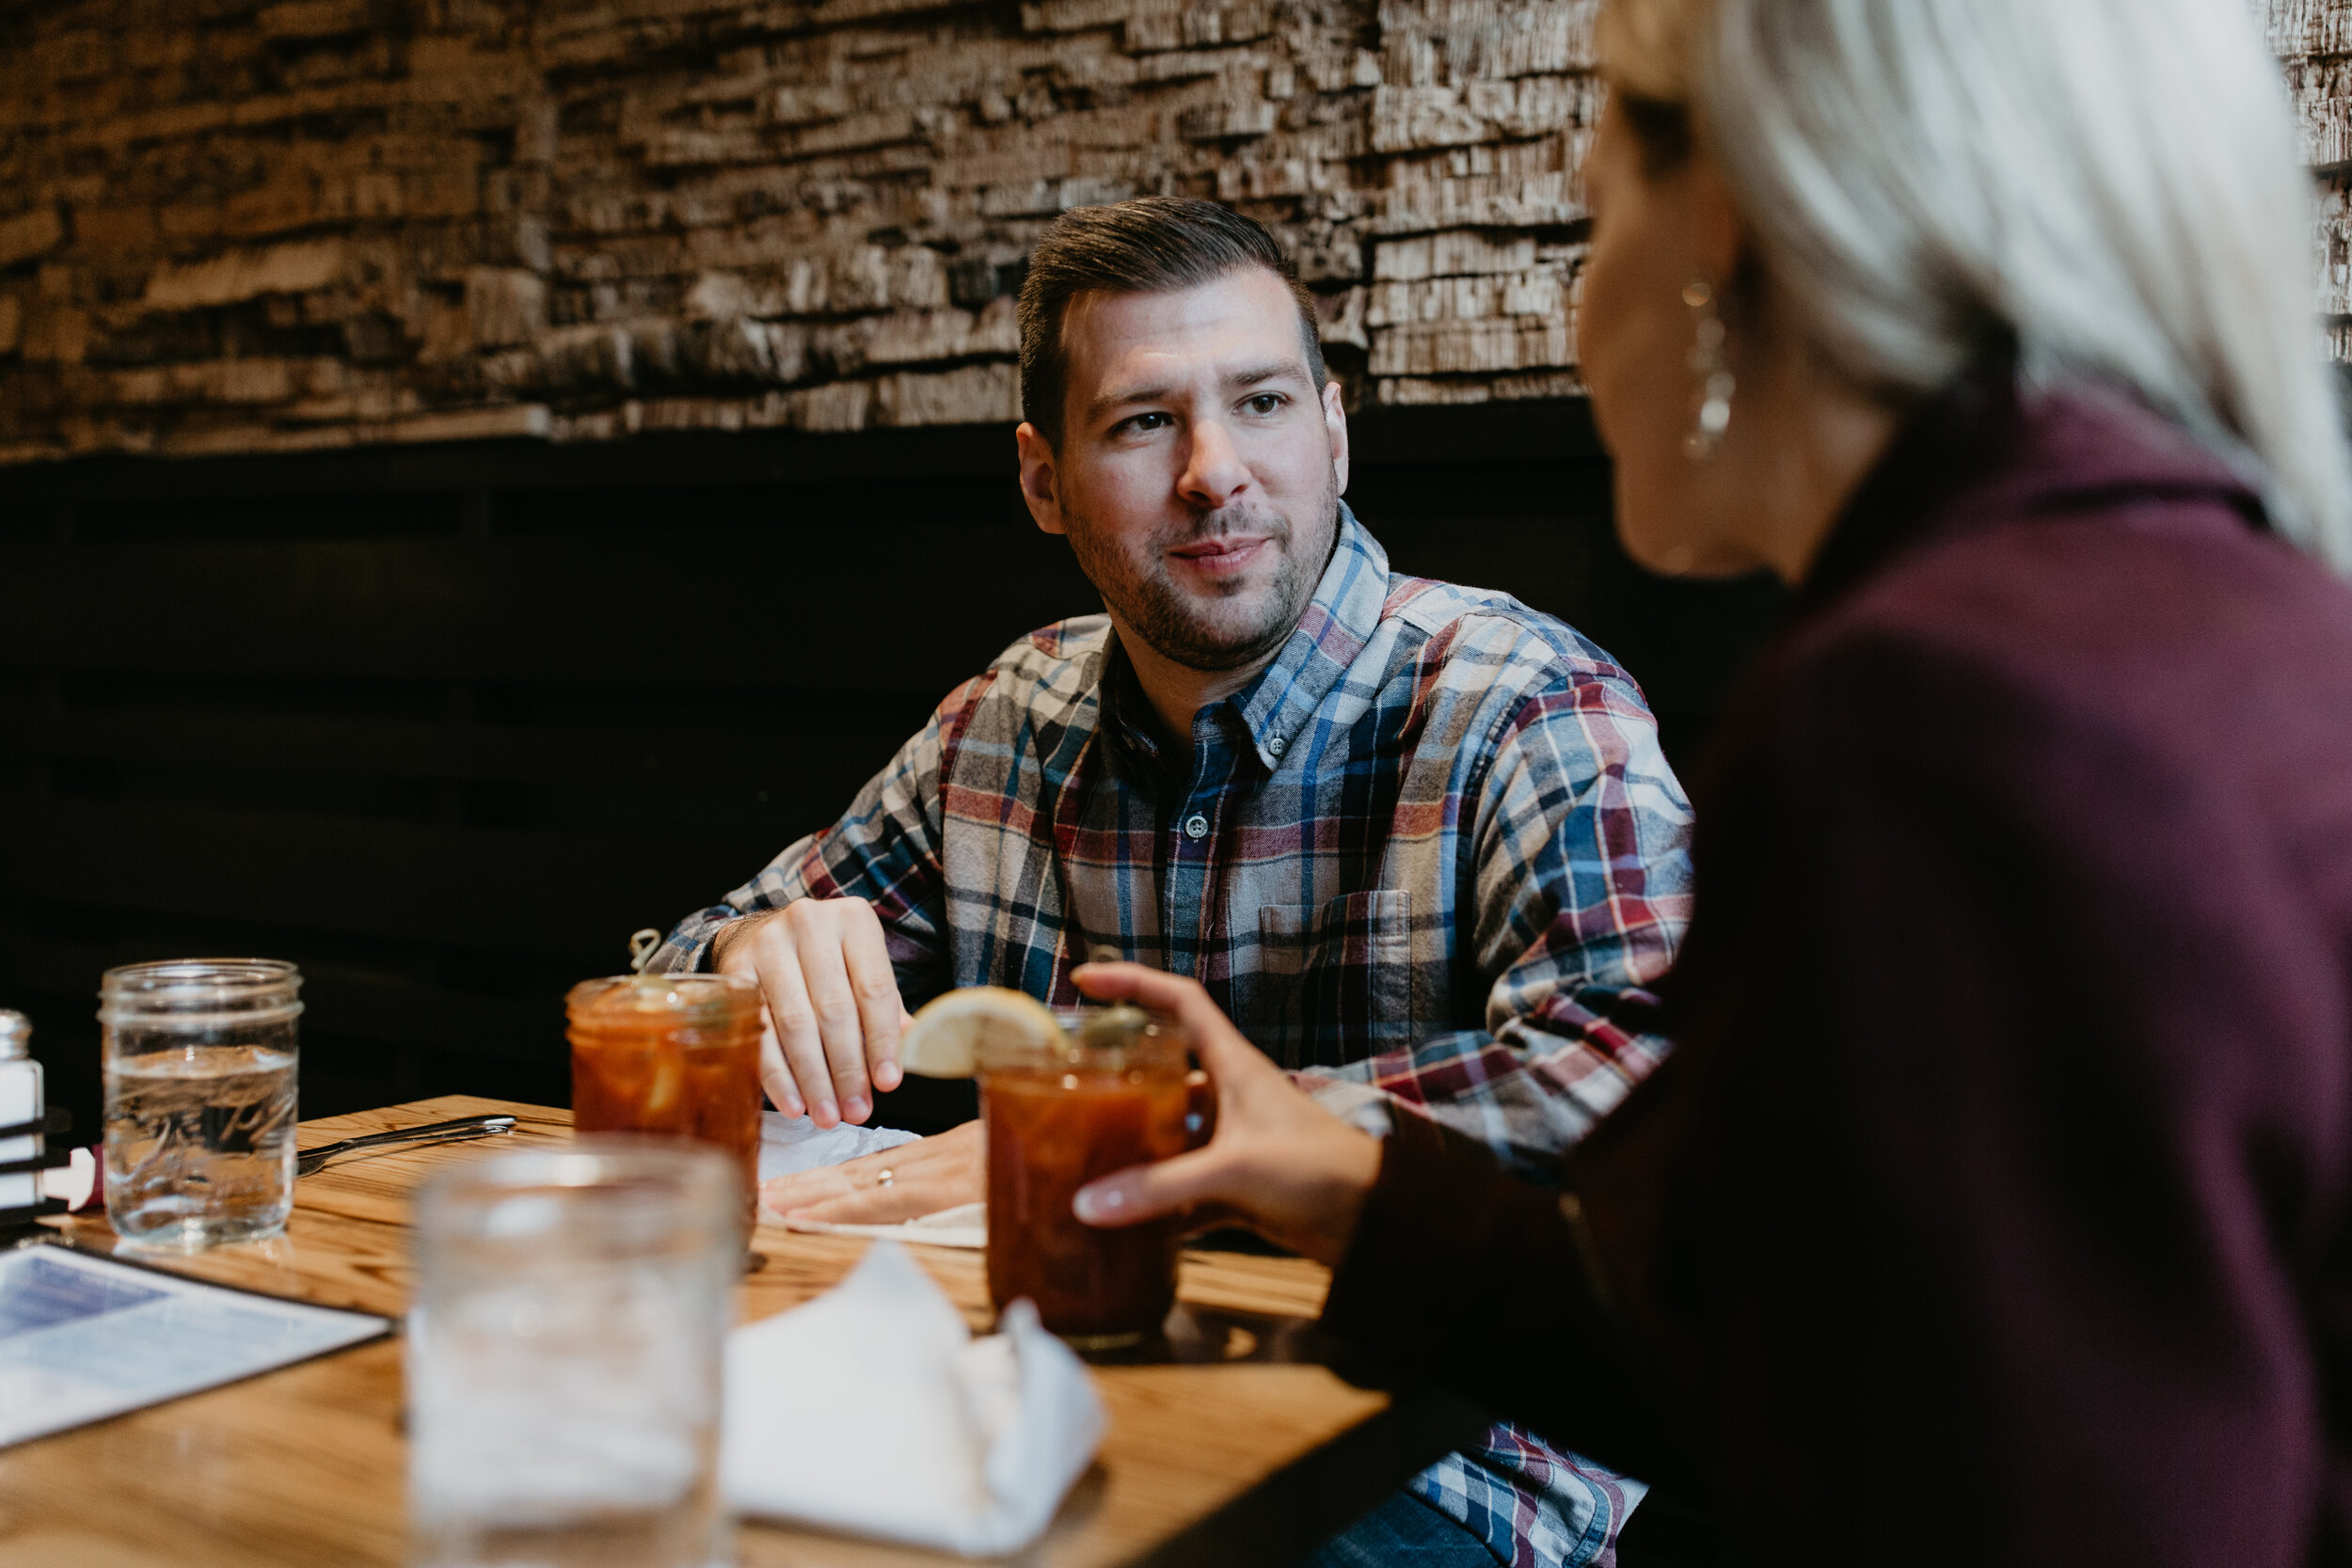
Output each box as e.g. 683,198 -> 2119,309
1016,267 -> 1349,673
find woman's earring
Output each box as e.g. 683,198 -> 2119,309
1682,277 -> 1734,461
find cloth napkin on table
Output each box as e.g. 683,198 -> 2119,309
722,1240 -> 1104,1555
756,1112 -> 987,1249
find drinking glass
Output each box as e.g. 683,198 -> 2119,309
100,958 -> 302,1250
407,1141 -> 739,1568
978,1006 -> 1192,1349
566,974 -> 762,1227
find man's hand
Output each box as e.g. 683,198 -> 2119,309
759,1122 -> 983,1225
710,898 -> 909,1127
1067,962 -> 1381,1267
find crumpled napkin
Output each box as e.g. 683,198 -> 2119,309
757,1110 -> 921,1181
722,1240 -> 1104,1555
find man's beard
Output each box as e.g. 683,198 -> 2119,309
1065,486 -> 1337,673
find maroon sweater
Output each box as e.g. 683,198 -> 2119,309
1325,377 -> 2352,1565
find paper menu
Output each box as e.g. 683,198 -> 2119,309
0,1243 -> 390,1448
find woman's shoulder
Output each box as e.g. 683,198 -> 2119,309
1756,429 -> 2352,907
1803,390 -> 2352,746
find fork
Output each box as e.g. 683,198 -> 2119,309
295,1114 -> 518,1176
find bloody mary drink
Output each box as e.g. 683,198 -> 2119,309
566,974 -> 762,1227
979,1009 -> 1190,1348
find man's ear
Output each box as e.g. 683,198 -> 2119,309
1322,380 -> 1350,498
1015,421 -> 1067,536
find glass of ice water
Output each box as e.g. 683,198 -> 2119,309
100,958 -> 302,1250
408,1141 -> 739,1568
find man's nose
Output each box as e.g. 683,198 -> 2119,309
1178,419 -> 1250,510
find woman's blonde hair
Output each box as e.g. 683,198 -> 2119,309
1598,0 -> 2352,574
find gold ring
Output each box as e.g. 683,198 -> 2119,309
876,1168 -> 895,1188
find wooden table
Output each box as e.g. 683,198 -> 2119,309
0,1096 -> 1483,1567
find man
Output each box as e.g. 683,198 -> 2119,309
651,197 -> 1691,1567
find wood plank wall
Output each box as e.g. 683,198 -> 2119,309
4,2 -> 2345,466
0,0 -> 1604,463
0,403 -> 1782,1136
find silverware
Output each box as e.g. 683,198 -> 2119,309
295,1115 -> 518,1177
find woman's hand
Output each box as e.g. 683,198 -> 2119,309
1067,962 -> 1382,1267
757,1122 -> 982,1226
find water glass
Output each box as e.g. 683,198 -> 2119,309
100,958 -> 302,1250
407,1141 -> 739,1568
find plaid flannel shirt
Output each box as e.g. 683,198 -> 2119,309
652,508 -> 1692,1566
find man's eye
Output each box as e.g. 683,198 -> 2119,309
1117,412 -> 1173,435
1243,393 -> 1286,415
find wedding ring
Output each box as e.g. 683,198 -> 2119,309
875,1168 -> 896,1188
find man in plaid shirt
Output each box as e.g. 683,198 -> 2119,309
650,198 -> 1692,1567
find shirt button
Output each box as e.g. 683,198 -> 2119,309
1184,814 -> 1209,840
1267,736 -> 1286,756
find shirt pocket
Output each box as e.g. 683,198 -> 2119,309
1252,889 -> 1414,1069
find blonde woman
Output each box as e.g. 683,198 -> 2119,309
1073,0 -> 2352,1561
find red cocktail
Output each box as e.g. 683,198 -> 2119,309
979,1009 -> 1191,1348
566,974 -> 762,1227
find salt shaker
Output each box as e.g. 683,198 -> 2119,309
0,1010 -> 44,1221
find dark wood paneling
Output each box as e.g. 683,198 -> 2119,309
6,799 -> 756,955
0,404 -> 1783,1136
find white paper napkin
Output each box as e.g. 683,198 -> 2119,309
722,1240 -> 1104,1556
757,1110 -> 922,1181
780,1202 -> 988,1249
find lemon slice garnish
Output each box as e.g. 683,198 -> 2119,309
897,987 -> 1066,1078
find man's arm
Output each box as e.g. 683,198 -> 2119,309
1299,672 -> 1692,1175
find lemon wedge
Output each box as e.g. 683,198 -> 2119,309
897,987 -> 1065,1078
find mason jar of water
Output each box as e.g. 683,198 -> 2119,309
100,958 -> 301,1250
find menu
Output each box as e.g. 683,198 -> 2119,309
0,1242 -> 391,1448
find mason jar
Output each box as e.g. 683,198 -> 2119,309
100,958 -> 302,1250
979,1006 -> 1192,1349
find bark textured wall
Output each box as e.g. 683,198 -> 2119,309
0,0 -> 2343,462
2279,1 -> 2352,356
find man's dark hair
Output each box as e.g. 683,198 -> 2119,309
1016,196 -> 1328,447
